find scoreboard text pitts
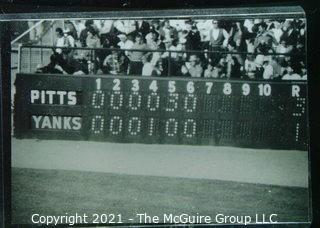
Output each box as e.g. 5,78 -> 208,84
14,74 -> 307,150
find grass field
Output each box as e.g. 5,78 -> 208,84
12,167 -> 309,225
11,139 -> 310,226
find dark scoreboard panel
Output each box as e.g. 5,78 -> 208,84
14,73 -> 308,150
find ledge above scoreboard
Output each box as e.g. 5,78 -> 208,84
14,73 -> 308,150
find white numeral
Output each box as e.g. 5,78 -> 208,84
113,79 -> 121,91
205,82 -> 213,94
223,83 -> 232,95
258,84 -> 271,96
149,80 -> 158,92
131,79 -> 139,92
96,78 -> 101,90
186,81 -> 195,93
242,83 -> 250,96
168,81 -> 176,93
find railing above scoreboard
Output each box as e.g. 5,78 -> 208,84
17,72 -> 308,84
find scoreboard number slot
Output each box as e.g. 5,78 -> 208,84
258,84 -> 271,96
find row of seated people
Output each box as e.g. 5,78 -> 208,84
35,39 -> 306,80
32,17 -> 306,80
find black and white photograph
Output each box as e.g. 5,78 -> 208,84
3,6 -> 311,226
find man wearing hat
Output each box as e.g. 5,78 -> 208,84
185,25 -> 201,51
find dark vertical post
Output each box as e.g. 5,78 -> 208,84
0,21 -> 12,228
29,47 -> 31,73
168,51 -> 171,77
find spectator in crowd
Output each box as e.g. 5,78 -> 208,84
262,58 -> 274,79
282,66 -> 303,80
254,22 -> 277,53
301,67 -> 307,80
270,20 -> 284,43
281,20 -> 299,47
79,20 -> 94,47
185,25 -> 201,51
142,54 -> 155,76
94,20 -> 115,42
117,33 -> 134,56
180,54 -> 203,77
268,55 -> 282,79
127,33 -> 149,75
102,48 -> 126,75
208,20 -> 229,65
196,19 -> 212,48
153,59 -> 165,76
212,64 -> 224,78
244,54 -> 256,79
114,20 -> 136,36
145,31 -> 162,65
31,18 -> 306,80
71,20 -> 86,40
162,38 -> 184,76
36,49 -> 88,75
54,27 -> 68,54
135,20 -> 150,38
159,20 -> 178,43
225,53 -> 242,78
86,27 -> 101,48
230,21 -> 244,49
65,21 -> 78,41
64,30 -> 76,48
290,42 -> 305,74
204,63 -> 215,78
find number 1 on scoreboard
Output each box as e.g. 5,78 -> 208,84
96,78 -> 101,90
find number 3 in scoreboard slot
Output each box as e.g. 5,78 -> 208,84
131,79 -> 139,92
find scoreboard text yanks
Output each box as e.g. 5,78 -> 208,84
14,73 -> 308,150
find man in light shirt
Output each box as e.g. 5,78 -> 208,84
114,20 -> 136,35
117,33 -> 134,56
282,66 -> 303,80
55,27 -> 68,54
127,34 -> 148,75
208,20 -> 229,65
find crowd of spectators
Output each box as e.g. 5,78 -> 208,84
36,18 -> 307,80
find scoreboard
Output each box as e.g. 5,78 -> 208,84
14,73 -> 308,150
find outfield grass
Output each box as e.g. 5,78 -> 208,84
11,167 -> 310,226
